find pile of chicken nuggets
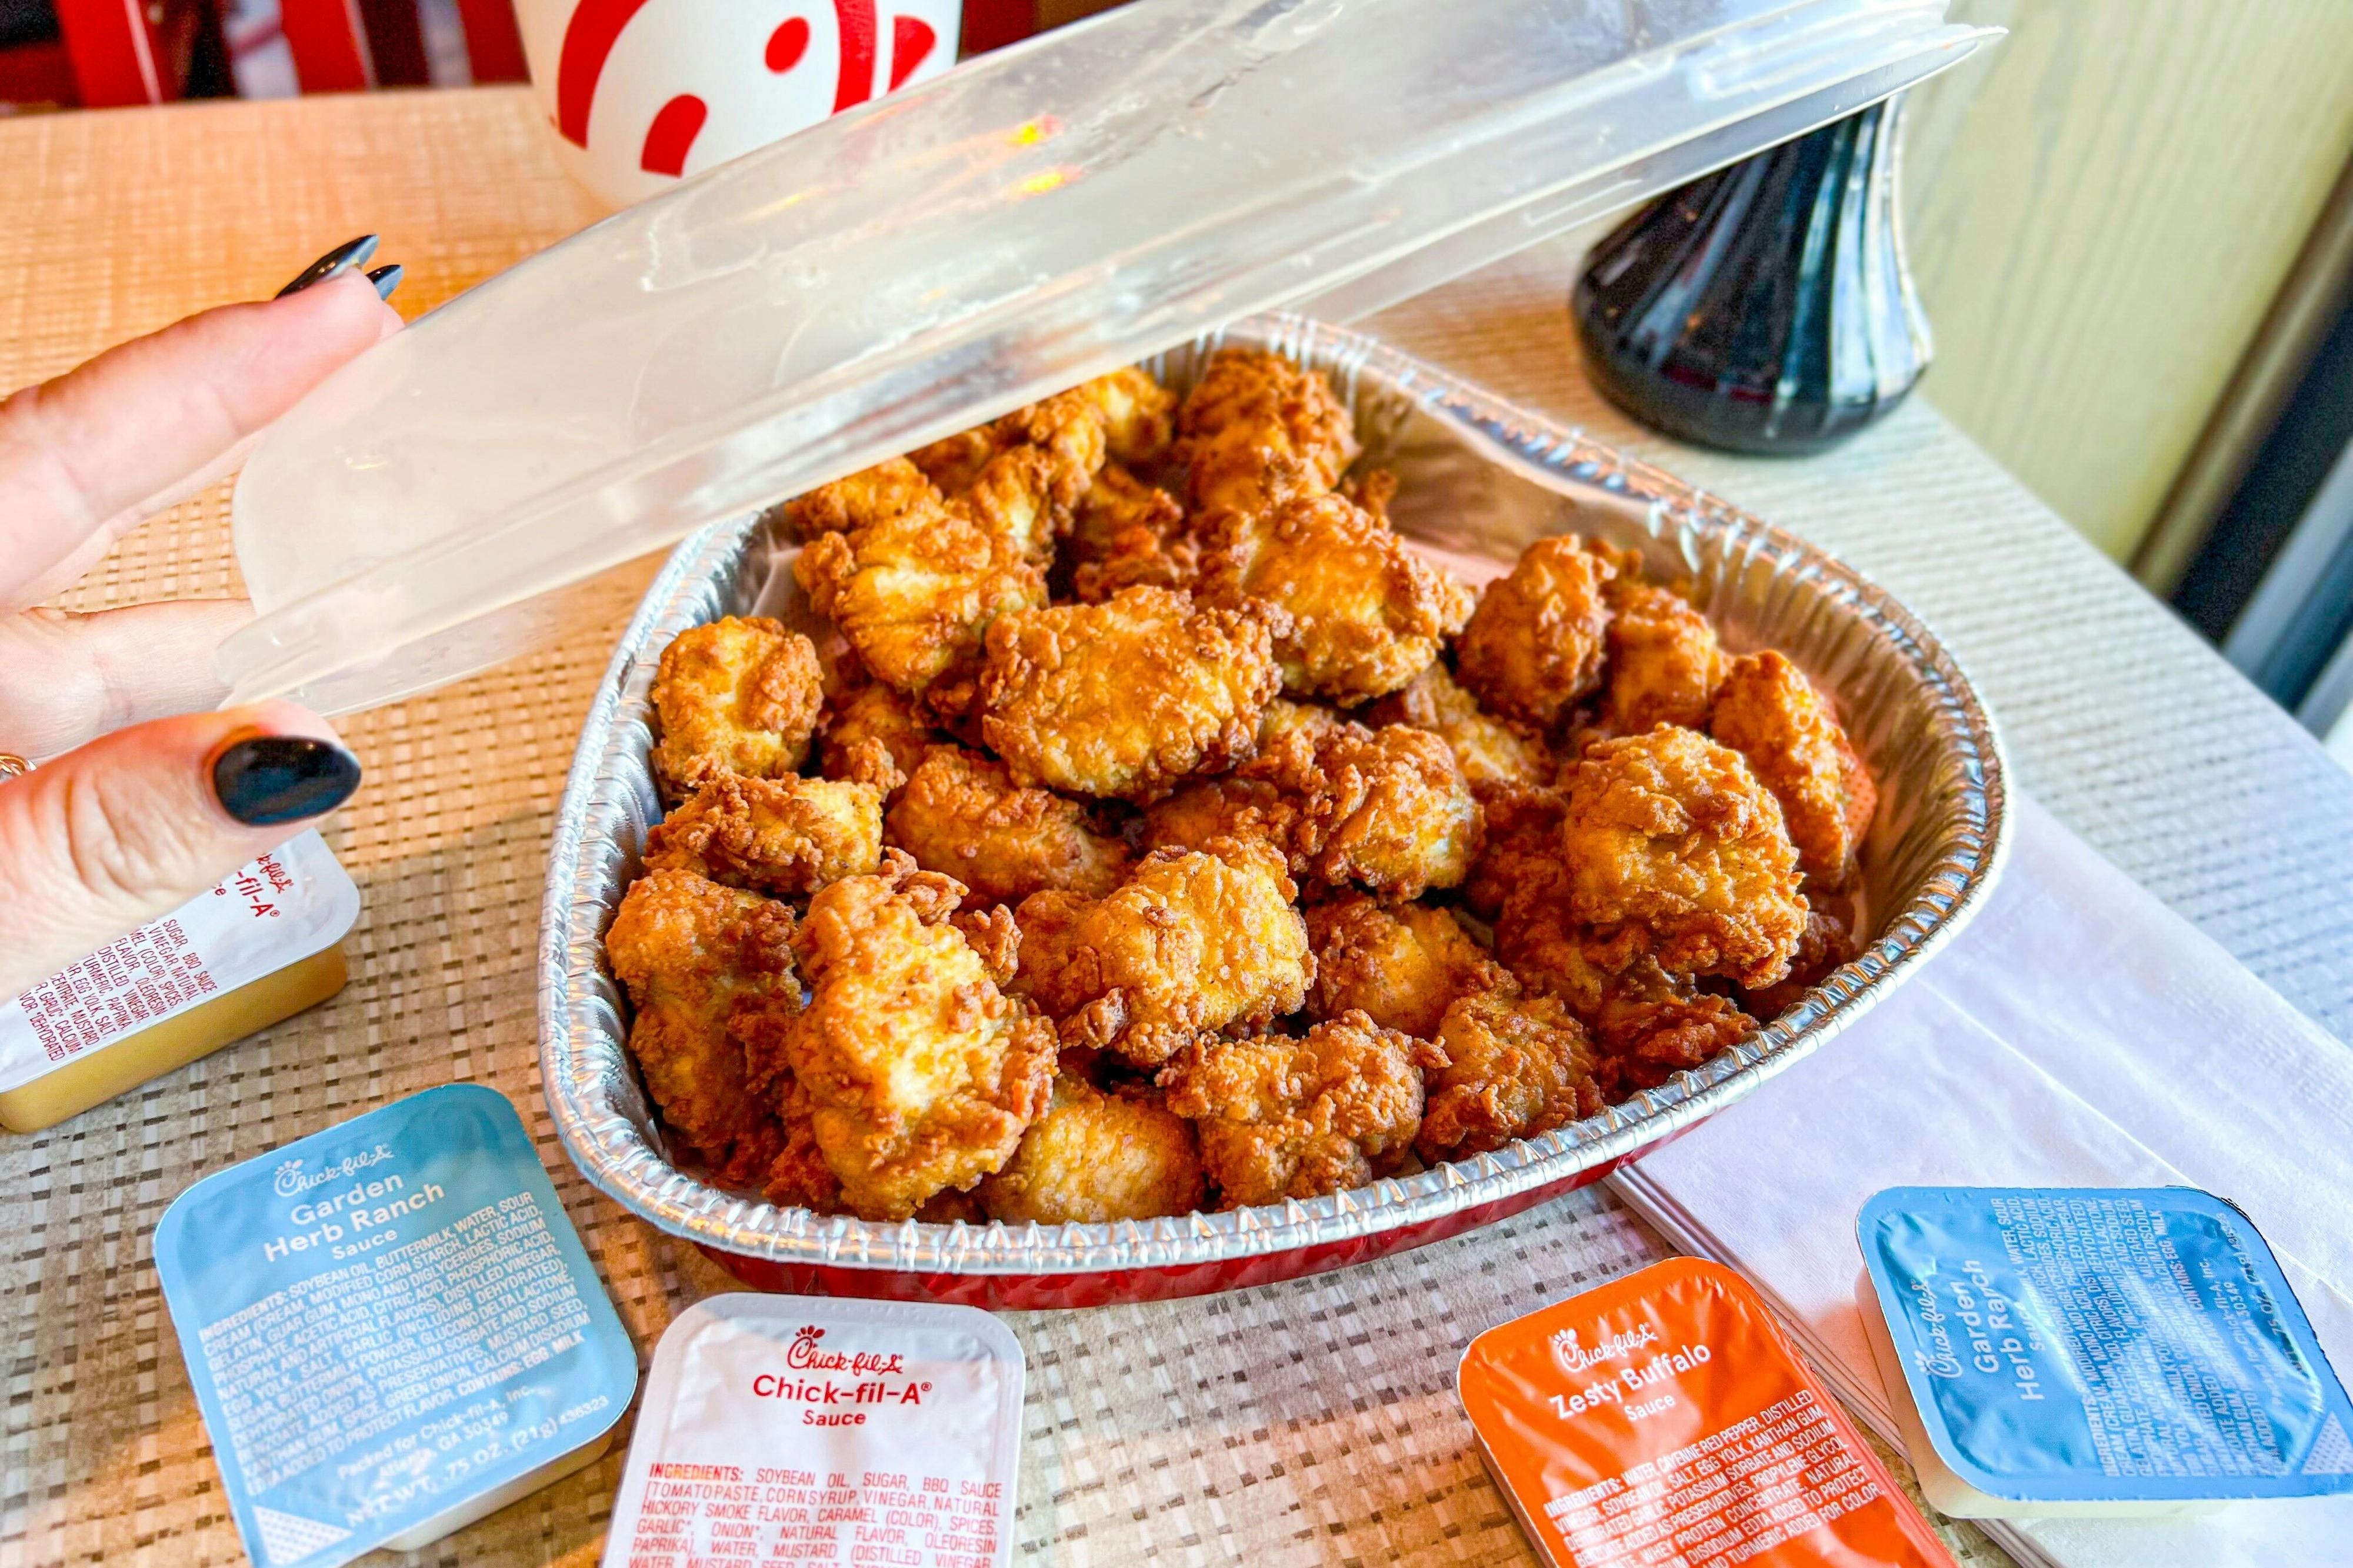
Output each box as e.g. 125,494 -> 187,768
605,348 -> 1876,1225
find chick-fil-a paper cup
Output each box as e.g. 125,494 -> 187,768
514,1 -> 966,208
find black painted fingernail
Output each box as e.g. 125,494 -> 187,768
212,737 -> 362,826
365,263 -> 404,301
276,235 -> 379,298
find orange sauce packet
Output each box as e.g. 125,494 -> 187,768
1458,1257 -> 1954,1568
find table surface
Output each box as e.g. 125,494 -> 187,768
5,86 -> 2350,1568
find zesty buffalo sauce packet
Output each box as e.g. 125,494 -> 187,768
1459,1257 -> 1954,1568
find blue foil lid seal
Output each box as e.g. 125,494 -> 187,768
155,1084 -> 638,1567
1858,1185 -> 2353,1503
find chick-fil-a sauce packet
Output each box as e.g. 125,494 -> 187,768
602,1295 -> 1024,1568
1459,1257 -> 1954,1568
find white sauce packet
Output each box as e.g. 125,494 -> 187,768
604,1295 -> 1024,1568
0,829 -> 358,1094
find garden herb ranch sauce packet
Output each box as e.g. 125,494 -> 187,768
602,1295 -> 1024,1568
0,829 -> 356,1130
1458,1257 -> 1954,1568
1856,1185 -> 2353,1519
154,1085 -> 636,1568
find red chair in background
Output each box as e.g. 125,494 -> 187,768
278,0 -> 522,91
1,0 -> 227,106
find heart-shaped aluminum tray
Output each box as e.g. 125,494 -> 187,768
539,315 -> 2009,1308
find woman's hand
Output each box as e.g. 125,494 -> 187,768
0,244 -> 402,991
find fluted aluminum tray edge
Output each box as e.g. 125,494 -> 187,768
538,315 -> 2010,1289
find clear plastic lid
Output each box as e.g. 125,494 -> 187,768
221,0 -> 1991,715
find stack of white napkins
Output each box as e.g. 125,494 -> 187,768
1609,794 -> 2353,1568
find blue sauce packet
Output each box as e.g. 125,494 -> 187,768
1857,1186 -> 2353,1518
156,1084 -> 638,1566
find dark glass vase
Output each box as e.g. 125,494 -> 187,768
1571,98 -> 1929,456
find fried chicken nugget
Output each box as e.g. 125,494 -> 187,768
782,456 -> 936,541
1067,463 -> 1197,602
606,869 -> 802,1187
1144,719 -> 1481,898
644,774 -> 884,898
976,586 -> 1282,802
819,680 -> 939,800
1492,888 -> 1752,1090
1454,535 -> 1629,730
1558,727 -> 1806,989
794,475 -> 1046,713
1011,838 -> 1312,1066
1159,1012 -> 1441,1208
649,616 -> 825,797
1708,650 -> 1877,888
908,366 -> 1175,502
1604,582 -> 1728,734
1737,905 -> 1858,1020
976,1077 -> 1207,1223
1197,491 -> 1474,703
755,1075 -> 844,1215
1417,990 -> 1605,1162
1364,661 -> 1554,790
1176,347 -> 1359,524
887,744 -> 1130,905
1459,781 -> 1567,922
1307,892 -> 1516,1039
747,852 -> 1056,1220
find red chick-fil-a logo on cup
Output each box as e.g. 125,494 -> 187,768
512,1 -> 964,209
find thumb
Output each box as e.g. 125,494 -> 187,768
0,702 -> 361,992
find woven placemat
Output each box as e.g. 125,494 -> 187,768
6,86 -> 2348,1568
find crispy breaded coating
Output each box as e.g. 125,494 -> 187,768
1159,1012 -> 1441,1208
976,1077 -> 1206,1223
794,473 -> 1046,712
1307,892 -> 1515,1039
1068,462 -> 1184,562
1604,582 -> 1727,734
605,869 -> 802,1187
819,680 -> 938,800
644,775 -> 884,898
1176,348 -> 1359,524
1197,492 -> 1472,704
959,437 -> 1104,565
1257,696 -> 1347,748
1460,781 -> 1568,922
1487,855 -> 1754,1091
756,1076 -> 844,1215
1011,838 -> 1312,1066
1738,905 -> 1857,1020
1019,366 -> 1178,470
976,586 -> 1282,802
1455,535 -> 1628,731
909,368 -> 1175,499
1558,727 -> 1805,989
782,456 -> 936,540
1343,468 -> 1399,522
887,745 -> 1130,905
1417,990 -> 1606,1162
649,617 -> 825,797
1365,661 -> 1554,790
1587,959 -> 1754,1089
1144,719 -> 1481,898
1067,464 -> 1197,602
747,853 -> 1056,1220
1708,650 -> 1877,888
